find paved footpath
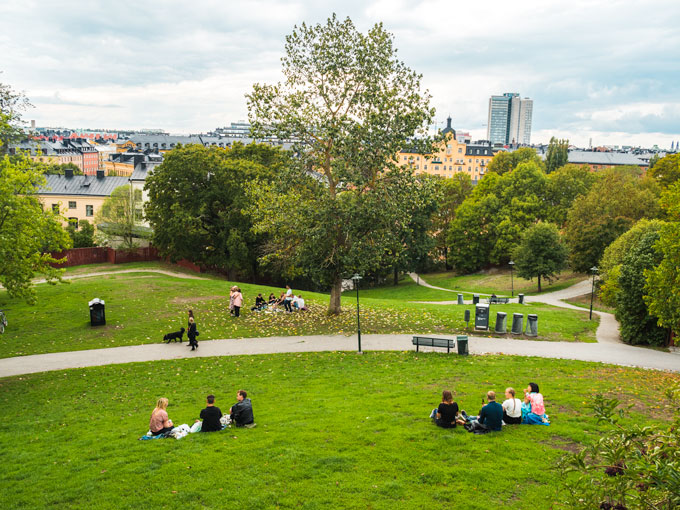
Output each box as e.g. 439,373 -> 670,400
0,271 -> 677,377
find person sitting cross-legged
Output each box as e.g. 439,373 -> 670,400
251,293 -> 266,311
192,394 -> 223,432
465,391 -> 503,434
430,390 -> 463,428
229,389 -> 255,427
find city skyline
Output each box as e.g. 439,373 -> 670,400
1,0 -> 679,148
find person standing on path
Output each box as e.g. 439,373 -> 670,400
187,310 -> 198,350
232,287 -> 243,317
284,285 -> 293,313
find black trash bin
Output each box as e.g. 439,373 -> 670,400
525,314 -> 538,336
511,313 -> 523,335
494,312 -> 507,334
518,293 -> 525,304
475,304 -> 490,330
457,293 -> 464,305
464,309 -> 470,324
473,294 -> 480,305
456,335 -> 469,355
89,298 -> 106,326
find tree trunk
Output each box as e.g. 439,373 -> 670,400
444,246 -> 451,271
328,276 -> 343,315
537,274 -> 542,293
393,266 -> 399,286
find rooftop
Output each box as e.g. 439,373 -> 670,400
38,174 -> 132,197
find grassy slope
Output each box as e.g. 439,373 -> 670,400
564,293 -> 616,314
0,353 -> 677,509
425,270 -> 587,296
0,271 -> 597,358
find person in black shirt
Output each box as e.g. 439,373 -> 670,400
195,394 -> 223,432
230,389 -> 255,427
431,390 -> 461,428
251,293 -> 266,311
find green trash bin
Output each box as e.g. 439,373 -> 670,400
456,335 -> 469,355
511,313 -> 523,335
518,293 -> 525,304
457,293 -> 464,305
494,311 -> 507,334
525,314 -> 538,337
473,294 -> 480,304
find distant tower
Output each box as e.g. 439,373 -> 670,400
589,138 -> 592,149
441,116 -> 456,137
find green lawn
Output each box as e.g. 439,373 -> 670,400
0,352 -> 677,509
358,276 -> 472,301
0,269 -> 598,358
564,293 -> 616,314
424,270 -> 587,296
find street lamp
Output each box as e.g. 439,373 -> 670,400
589,266 -> 598,320
351,273 -> 363,353
509,261 -> 515,298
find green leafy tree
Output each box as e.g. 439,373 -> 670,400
66,219 -> 96,248
96,184 -> 149,251
0,80 -> 31,154
44,162 -> 83,175
487,147 -> 545,175
433,173 -> 473,269
616,231 -> 668,345
545,164 -> 599,226
145,143 -> 284,278
564,169 -> 660,272
545,136 -> 569,174
599,219 -> 665,306
0,153 -> 70,303
648,153 -> 680,188
647,153 -> 660,170
512,222 -> 568,292
246,15 -> 435,313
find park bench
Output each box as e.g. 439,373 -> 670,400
412,336 -> 456,353
487,297 -> 510,304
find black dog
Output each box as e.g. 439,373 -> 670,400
163,327 -> 185,343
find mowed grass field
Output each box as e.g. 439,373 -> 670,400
0,265 -> 598,358
424,270 -> 587,296
1,352 -> 678,509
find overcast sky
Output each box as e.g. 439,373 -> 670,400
1,0 -> 678,147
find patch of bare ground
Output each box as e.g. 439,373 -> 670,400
542,435 -> 581,453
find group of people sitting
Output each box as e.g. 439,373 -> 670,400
251,285 -> 308,313
430,383 -> 549,434
144,390 -> 255,440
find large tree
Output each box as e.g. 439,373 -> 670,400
487,147 -> 545,176
96,184 -> 149,251
544,164 -> 599,226
512,222 -> 568,292
564,169 -> 660,272
545,137 -> 569,174
0,153 -> 71,303
246,15 -> 435,313
145,143 -> 284,278
432,173 -> 473,269
0,80 -> 31,154
648,153 -> 680,189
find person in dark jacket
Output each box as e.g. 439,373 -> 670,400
477,391 -> 504,432
229,389 -> 254,427
251,293 -> 266,311
195,394 -> 223,432
187,310 -> 198,350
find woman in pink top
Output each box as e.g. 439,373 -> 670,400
149,397 -> 174,435
523,382 -> 549,424
232,287 -> 243,317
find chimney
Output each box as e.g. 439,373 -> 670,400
96,170 -> 105,179
65,168 -> 74,178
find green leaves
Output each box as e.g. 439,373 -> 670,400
512,222 -> 568,292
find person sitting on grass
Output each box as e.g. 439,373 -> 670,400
465,391 -> 503,433
502,387 -> 523,425
430,390 -> 461,429
194,394 -> 223,432
229,389 -> 255,427
523,382 -> 550,425
293,294 -> 308,311
149,397 -> 174,436
268,293 -> 277,306
251,293 -> 266,311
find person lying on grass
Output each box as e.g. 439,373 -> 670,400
430,390 -> 465,428
194,394 -> 223,432
149,397 -> 174,436
229,389 -> 254,427
523,382 -> 550,424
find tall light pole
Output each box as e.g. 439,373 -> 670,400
589,266 -> 598,320
509,260 -> 515,297
352,273 -> 362,353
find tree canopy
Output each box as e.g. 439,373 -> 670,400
512,222 -> 568,292
0,80 -> 31,154
96,184 -> 149,251
487,147 -> 545,175
648,153 -> 680,188
246,15 -> 435,313
545,137 -> 569,174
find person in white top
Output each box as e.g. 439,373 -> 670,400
502,387 -> 523,425
284,285 -> 293,313
296,295 -> 307,311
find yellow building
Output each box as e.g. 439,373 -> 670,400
397,118 -> 493,183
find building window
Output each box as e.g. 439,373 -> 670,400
52,204 -> 59,214
476,149 -> 480,154
458,148 -> 462,153
69,201 -> 76,209
86,205 -> 93,217
68,218 -> 78,230
468,167 -> 471,171
458,167 -> 462,171
424,165 -> 427,170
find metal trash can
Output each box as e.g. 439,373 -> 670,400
464,309 -> 470,324
456,335 -> 469,355
525,314 -> 538,336
494,312 -> 507,334
89,298 -> 106,326
475,303 -> 490,330
511,313 -> 523,335
457,293 -> 464,305
518,293 -> 525,304
473,294 -> 480,305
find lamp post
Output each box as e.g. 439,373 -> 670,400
589,266 -> 598,320
351,273 -> 362,353
509,261 -> 515,298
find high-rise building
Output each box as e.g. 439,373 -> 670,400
487,93 -> 533,145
